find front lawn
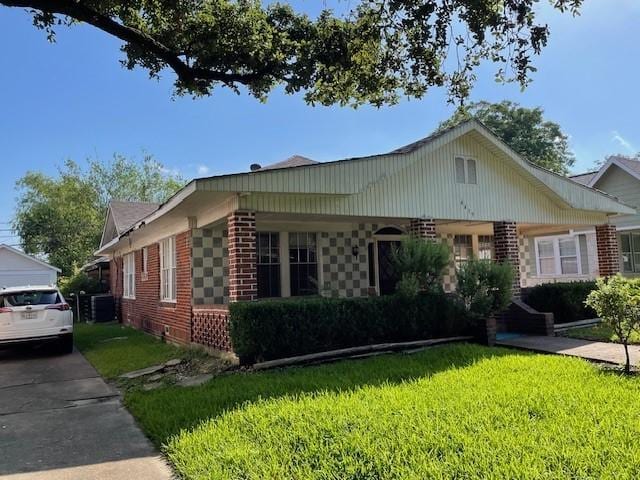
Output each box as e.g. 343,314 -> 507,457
74,322 -> 193,378
125,344 -> 640,479
562,323 -> 640,345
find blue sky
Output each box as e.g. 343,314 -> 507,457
0,1 -> 638,246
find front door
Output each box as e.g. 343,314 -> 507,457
377,240 -> 401,295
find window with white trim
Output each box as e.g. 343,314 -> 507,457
620,233 -> 640,273
535,235 -> 581,276
454,156 -> 477,184
123,253 -> 135,299
160,236 -> 177,301
141,247 -> 148,281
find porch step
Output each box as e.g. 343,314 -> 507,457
554,318 -> 601,333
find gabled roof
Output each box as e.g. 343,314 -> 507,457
578,155 -> 640,187
569,171 -> 598,186
0,244 -> 61,272
109,200 -> 160,234
259,155 -> 318,171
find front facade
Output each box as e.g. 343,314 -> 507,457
97,121 -> 634,350
571,156 -> 640,276
0,244 -> 60,287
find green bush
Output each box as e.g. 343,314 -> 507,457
59,271 -> 103,298
229,294 -> 470,363
392,237 -> 450,294
525,281 -> 597,323
456,258 -> 513,321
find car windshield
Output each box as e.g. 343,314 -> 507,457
2,291 -> 59,306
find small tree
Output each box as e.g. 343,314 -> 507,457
585,275 -> 640,374
455,258 -> 513,321
391,237 -> 450,296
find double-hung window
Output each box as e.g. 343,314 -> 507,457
535,235 -> 580,276
289,232 -> 318,296
620,233 -> 640,273
453,235 -> 473,268
123,253 -> 135,299
141,247 -> 148,281
160,236 -> 177,301
478,235 -> 494,260
257,232 -> 281,298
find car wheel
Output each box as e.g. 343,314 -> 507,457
56,333 -> 74,355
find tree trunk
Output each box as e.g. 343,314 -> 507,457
624,342 -> 631,375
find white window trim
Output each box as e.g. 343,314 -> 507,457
160,236 -> 177,303
454,155 -> 478,185
534,234 -> 583,277
141,247 -> 149,281
123,252 -> 136,299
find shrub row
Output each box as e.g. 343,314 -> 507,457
524,281 -> 597,324
229,294 -> 471,364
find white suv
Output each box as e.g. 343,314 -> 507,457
0,286 -> 73,354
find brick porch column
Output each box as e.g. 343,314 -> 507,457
493,221 -> 521,298
596,224 -> 620,276
227,211 -> 257,302
409,218 -> 436,240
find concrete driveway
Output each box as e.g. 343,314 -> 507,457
0,345 -> 172,479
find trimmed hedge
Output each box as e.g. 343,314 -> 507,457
524,281 -> 597,324
230,294 -> 471,364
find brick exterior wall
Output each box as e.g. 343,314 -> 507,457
191,306 -> 232,351
227,211 -> 257,302
596,224 -> 620,276
110,230 -> 193,345
409,218 -> 436,240
493,221 -> 521,297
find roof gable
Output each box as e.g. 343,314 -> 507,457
0,244 -> 61,272
589,156 -> 640,188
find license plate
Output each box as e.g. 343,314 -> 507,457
22,312 -> 37,319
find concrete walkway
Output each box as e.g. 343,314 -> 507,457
497,334 -> 640,367
0,346 -> 173,480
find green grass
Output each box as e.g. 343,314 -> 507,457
562,323 -> 640,345
124,344 -> 640,479
74,322 -> 191,378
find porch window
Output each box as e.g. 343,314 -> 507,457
123,253 -> 135,299
453,235 -> 473,267
535,235 -> 581,276
160,236 -> 177,301
620,233 -> 640,273
289,232 -> 318,296
257,232 -> 281,298
478,235 -> 494,260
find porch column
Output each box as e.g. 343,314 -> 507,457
409,218 -> 436,240
227,211 -> 257,302
595,224 -> 620,276
493,221 -> 521,298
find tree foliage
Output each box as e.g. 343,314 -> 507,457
438,101 -> 575,174
2,0 -> 582,106
585,274 -> 640,374
13,155 -> 184,276
392,237 -> 450,295
455,258 -> 513,320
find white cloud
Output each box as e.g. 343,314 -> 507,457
196,164 -> 210,176
612,130 -> 635,153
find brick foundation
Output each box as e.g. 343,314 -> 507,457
596,224 -> 620,276
191,306 -> 233,351
409,218 -> 436,240
228,211 -> 257,302
493,221 -> 521,298
110,230 -> 193,345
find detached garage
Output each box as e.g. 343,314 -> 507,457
0,244 -> 60,287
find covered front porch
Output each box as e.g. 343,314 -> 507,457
189,211 -> 621,350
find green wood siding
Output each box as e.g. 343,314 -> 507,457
593,164 -> 640,228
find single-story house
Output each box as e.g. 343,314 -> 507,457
0,244 -> 60,287
96,119 -> 634,350
571,155 -> 640,275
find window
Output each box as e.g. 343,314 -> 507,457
289,232 -> 318,296
123,253 -> 135,299
257,232 -> 281,298
141,247 -> 148,281
454,156 -> 477,184
535,235 -> 581,276
160,236 -> 177,301
453,235 -> 473,268
620,233 -> 640,273
478,235 -> 494,260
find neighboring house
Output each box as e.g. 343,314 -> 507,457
0,244 -> 60,287
96,120 -> 633,349
571,155 -> 640,275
